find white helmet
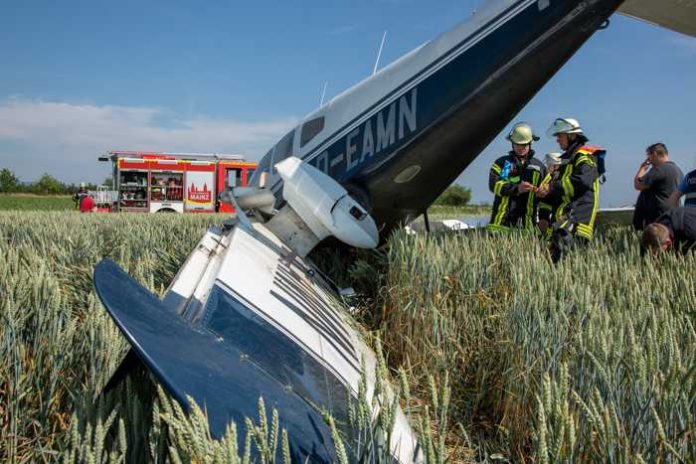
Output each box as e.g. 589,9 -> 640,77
506,122 -> 540,145
544,152 -> 562,167
547,118 -> 583,137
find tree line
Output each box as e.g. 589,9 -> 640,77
1,165 -> 472,204
0,168 -> 111,195
433,184 -> 472,206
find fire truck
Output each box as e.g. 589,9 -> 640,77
97,151 -> 257,213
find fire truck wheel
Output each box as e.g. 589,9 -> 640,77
156,208 -> 177,213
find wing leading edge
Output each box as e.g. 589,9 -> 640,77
619,0 -> 696,37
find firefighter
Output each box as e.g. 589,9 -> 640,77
536,118 -> 605,262
73,182 -> 88,210
537,152 -> 563,235
488,122 -> 546,231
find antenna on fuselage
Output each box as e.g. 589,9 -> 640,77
319,81 -> 328,107
372,31 -> 387,76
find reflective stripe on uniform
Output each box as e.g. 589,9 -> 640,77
574,155 -> 595,167
494,180 -> 508,196
491,164 -> 502,175
576,223 -> 593,239
492,196 -> 509,226
540,173 -> 552,187
558,163 -> 574,217
587,177 -> 600,232
525,171 -> 541,229
487,223 -> 509,232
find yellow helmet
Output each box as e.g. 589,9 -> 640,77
506,122 -> 540,145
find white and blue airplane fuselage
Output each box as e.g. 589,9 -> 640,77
253,0 -> 625,233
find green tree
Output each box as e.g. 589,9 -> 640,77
33,173 -> 66,195
434,185 -> 472,206
0,168 -> 20,192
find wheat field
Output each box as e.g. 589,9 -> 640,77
0,211 -> 693,463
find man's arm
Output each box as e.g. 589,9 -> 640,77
667,190 -> 683,207
489,161 -> 519,197
667,176 -> 687,207
634,160 -> 651,191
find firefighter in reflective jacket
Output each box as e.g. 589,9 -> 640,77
537,118 -> 605,262
488,123 -> 546,231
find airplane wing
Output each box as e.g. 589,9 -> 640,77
619,0 -> 696,38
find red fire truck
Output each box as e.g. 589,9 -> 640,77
98,151 -> 257,213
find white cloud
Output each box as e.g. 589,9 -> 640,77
0,97 -> 297,183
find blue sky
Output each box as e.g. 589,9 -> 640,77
1,0 -> 695,206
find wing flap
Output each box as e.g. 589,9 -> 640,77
619,0 -> 696,37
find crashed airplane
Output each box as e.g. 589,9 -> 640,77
94,0 -> 696,462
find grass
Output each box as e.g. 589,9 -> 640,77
0,194 -> 75,211
425,205 -> 490,219
0,211 -> 693,463
0,212 -> 451,463
332,227 -> 695,462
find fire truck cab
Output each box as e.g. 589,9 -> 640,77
99,151 -> 257,213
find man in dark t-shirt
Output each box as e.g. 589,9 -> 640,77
633,143 -> 683,230
641,207 -> 696,255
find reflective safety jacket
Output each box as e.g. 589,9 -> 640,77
488,152 -> 546,230
550,145 -> 604,240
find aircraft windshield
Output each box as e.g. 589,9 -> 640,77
250,149 -> 272,187
271,130 -> 295,172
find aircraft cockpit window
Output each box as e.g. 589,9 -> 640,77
273,130 -> 295,162
300,117 -> 325,147
271,130 -> 295,174
251,149 -> 272,187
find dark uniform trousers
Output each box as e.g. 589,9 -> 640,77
488,152 -> 546,231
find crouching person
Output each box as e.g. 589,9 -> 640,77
641,207 -> 696,255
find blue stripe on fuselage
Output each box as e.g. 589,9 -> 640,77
266,0 -> 532,191
305,0 -> 531,159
